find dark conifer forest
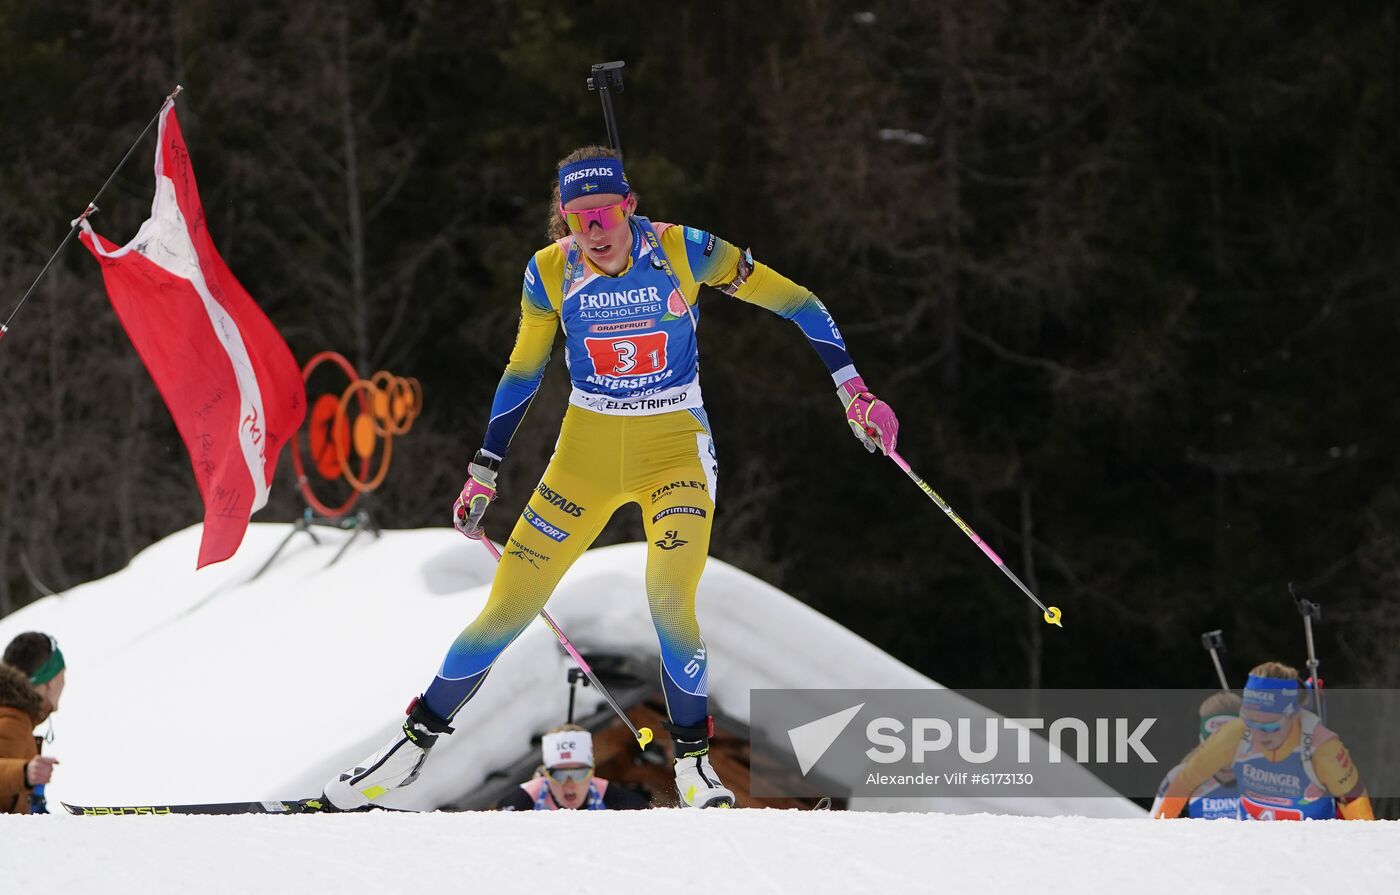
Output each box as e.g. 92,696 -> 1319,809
3,2 -> 1399,699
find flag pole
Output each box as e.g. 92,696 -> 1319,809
0,84 -> 183,348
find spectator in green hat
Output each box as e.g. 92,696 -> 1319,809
1,632 -> 65,813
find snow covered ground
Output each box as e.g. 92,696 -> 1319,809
8,809 -> 1400,893
2,523 -> 1396,893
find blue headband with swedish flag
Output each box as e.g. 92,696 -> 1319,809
559,158 -> 629,205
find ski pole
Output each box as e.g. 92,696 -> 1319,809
1201,630 -> 1231,691
586,61 -> 625,153
1288,583 -> 1324,722
2,85 -> 183,348
565,668 -> 586,724
477,536 -> 654,749
888,450 -> 1063,627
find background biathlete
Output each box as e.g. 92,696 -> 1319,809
1148,692 -> 1243,820
496,726 -> 650,811
1154,662 -> 1374,821
324,146 -> 899,810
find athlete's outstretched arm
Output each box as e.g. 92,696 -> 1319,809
480,255 -> 560,460
454,256 -> 560,538
1148,762 -> 1185,819
671,228 -> 856,380
664,226 -> 898,454
1154,719 -> 1242,818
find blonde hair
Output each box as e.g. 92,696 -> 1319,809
1199,691 -> 1242,717
1248,661 -> 1299,681
546,145 -> 634,241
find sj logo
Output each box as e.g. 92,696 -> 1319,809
584,332 -> 668,377
655,530 -> 688,551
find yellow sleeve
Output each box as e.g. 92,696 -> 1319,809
480,247 -> 562,458
1339,796 -> 1375,820
1311,735 -> 1368,803
509,246 -> 563,373
657,222 -> 819,315
658,224 -> 856,378
658,224 -> 727,302
1155,718 -> 1243,817
732,263 -> 823,316
504,295 -> 558,380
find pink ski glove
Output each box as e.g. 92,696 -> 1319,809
453,456 -> 498,539
839,377 -> 899,455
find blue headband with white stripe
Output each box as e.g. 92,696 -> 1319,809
558,158 -> 629,205
1242,674 -> 1299,715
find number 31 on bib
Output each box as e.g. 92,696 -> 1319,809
584,332 -> 669,377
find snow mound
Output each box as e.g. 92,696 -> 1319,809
0,523 -> 1133,816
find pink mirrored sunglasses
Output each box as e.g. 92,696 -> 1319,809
560,198 -> 630,234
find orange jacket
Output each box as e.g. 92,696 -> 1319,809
0,663 -> 46,814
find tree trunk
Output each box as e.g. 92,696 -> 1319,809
938,0 -> 963,390
1021,487 -> 1043,693
336,17 -> 369,372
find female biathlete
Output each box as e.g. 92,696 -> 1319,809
1154,662 -> 1374,820
1148,692 -> 1243,820
323,147 -> 899,810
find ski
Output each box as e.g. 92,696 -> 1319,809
62,797 -> 416,816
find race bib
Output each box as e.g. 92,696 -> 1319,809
584,332 -> 669,377
1240,797 -> 1304,821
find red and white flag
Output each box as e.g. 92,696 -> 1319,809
78,100 -> 305,567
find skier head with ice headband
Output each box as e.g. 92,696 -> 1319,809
539,724 -> 596,809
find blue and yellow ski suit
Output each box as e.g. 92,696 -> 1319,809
421,217 -> 862,730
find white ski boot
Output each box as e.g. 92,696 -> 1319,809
323,697 -> 454,810
671,721 -> 735,808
